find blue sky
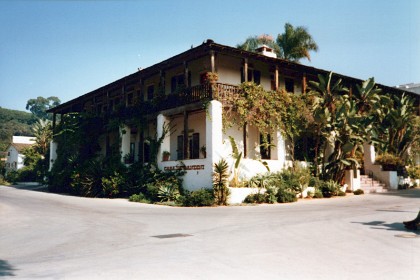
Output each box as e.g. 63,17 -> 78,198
0,0 -> 419,111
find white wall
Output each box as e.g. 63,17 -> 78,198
12,136 -> 35,144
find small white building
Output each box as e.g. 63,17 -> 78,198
5,136 -> 35,173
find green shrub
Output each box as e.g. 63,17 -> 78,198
180,189 -> 214,207
0,175 -> 10,185
337,190 -> 346,196
320,180 -> 340,198
375,153 -> 404,170
276,188 -> 297,203
353,189 -> 364,195
407,165 -> 420,180
244,193 -> 267,204
129,193 -> 151,204
313,189 -> 323,198
5,170 -> 19,184
101,171 -> 125,198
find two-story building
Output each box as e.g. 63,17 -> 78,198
47,40 -> 414,191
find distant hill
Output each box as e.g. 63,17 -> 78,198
0,107 -> 36,151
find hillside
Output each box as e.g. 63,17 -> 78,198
0,107 -> 36,151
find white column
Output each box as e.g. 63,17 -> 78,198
206,100 -> 223,166
157,114 -> 170,168
120,125 -> 130,163
49,140 -> 58,171
276,131 -> 287,168
363,142 -> 376,174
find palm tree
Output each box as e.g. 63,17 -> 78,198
352,77 -> 382,114
276,23 -> 319,62
237,23 -> 318,63
237,34 -> 280,54
32,119 -> 53,156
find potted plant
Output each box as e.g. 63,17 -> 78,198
200,145 -> 206,158
162,151 -> 170,161
205,72 -> 218,84
375,153 -> 404,171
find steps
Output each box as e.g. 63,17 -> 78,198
359,175 -> 388,193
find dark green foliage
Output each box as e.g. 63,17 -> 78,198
179,189 -> 214,207
353,189 -> 364,195
129,193 -> 151,204
276,188 -> 297,203
0,107 -> 35,151
5,170 -> 19,184
25,96 -> 60,120
244,193 -> 267,204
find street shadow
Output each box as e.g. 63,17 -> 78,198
0,259 -> 16,277
373,188 -> 420,199
9,183 -> 49,192
351,220 -> 419,235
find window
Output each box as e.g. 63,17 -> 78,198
147,85 -> 155,100
129,143 -> 135,163
143,142 -> 150,163
285,78 -> 294,93
177,133 -> 200,160
241,68 -> 261,85
177,135 -> 184,160
171,74 -> 185,93
189,133 -> 200,159
127,93 -> 133,105
260,134 -> 271,160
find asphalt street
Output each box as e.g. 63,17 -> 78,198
1,185 -> 419,280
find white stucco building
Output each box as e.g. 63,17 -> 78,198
48,40 -> 414,191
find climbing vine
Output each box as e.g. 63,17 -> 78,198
222,82 -> 309,161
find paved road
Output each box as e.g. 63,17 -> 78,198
1,185 -> 419,280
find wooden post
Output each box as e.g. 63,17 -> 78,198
159,70 -> 165,94
52,113 -> 56,134
244,58 -> 248,82
243,123 -> 247,158
183,110 -> 189,159
275,65 -> 279,91
184,61 -> 189,87
302,73 -> 307,94
210,51 -> 215,73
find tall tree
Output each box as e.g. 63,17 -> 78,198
26,96 -> 61,120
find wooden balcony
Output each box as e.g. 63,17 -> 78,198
146,83 -> 241,113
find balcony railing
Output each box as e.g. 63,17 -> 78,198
155,83 -> 241,112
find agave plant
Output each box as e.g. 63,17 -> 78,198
213,159 -> 230,205
157,183 -> 180,202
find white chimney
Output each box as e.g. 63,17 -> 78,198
255,45 -> 277,58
